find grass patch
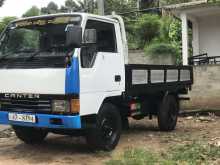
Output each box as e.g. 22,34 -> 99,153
168,142 -> 220,165
106,148 -> 160,165
106,142 -> 220,165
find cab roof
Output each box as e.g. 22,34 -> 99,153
12,13 -> 118,24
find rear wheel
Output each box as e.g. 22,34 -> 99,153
158,94 -> 179,131
12,126 -> 48,144
86,103 -> 122,151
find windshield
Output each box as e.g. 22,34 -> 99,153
0,15 -> 81,68
1,28 -> 40,54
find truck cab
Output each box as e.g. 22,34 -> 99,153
0,13 -> 193,151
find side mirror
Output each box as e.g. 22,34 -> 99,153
65,25 -> 82,48
83,29 -> 97,44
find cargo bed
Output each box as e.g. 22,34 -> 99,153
125,64 -> 193,96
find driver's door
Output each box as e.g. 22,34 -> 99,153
79,19 -> 125,115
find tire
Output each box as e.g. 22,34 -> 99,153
12,126 -> 48,144
158,94 -> 179,131
121,116 -> 129,131
86,103 -> 122,151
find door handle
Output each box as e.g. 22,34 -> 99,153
115,75 -> 121,82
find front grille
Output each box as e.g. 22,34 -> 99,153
0,98 -> 52,113
0,56 -> 65,69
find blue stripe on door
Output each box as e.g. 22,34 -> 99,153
65,57 -> 80,94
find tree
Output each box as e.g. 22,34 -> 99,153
104,0 -> 136,15
0,17 -> 17,33
22,6 -> 40,17
60,0 -> 96,13
139,0 -> 159,9
65,0 -> 83,12
135,14 -> 161,47
41,1 -> 59,14
0,0 -> 5,7
144,16 -> 181,64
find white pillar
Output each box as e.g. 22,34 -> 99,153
137,0 -> 140,10
97,0 -> 104,15
181,12 -> 189,65
192,20 -> 200,56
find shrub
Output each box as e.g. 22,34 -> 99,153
135,14 -> 161,48
144,41 -> 178,57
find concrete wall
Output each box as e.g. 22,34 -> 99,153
198,14 -> 220,57
129,51 -> 220,110
128,50 -> 176,65
182,65 -> 220,110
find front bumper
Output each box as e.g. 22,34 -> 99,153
0,111 -> 81,129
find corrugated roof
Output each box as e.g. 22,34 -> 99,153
163,0 -> 209,10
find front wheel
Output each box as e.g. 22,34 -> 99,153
158,94 -> 179,131
86,103 -> 122,151
12,126 -> 48,144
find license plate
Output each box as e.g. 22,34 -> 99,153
8,113 -> 36,123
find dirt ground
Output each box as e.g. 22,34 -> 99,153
0,116 -> 219,165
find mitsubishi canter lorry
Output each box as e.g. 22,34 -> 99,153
0,13 -> 193,150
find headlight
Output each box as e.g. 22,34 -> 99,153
51,100 -> 70,113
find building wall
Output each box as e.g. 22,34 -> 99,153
199,14 -> 220,57
182,65 -> 220,110
128,51 -> 220,110
128,50 -> 176,65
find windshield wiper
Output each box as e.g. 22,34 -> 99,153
0,49 -> 37,62
25,50 -> 43,61
26,45 -> 68,62
14,49 -> 36,54
0,52 -> 16,62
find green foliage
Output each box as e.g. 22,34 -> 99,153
168,142 -> 220,164
104,0 -> 136,15
6,30 -> 25,52
22,30 -> 39,49
127,32 -> 140,50
60,0 -> 96,13
61,0 -> 83,12
207,0 -> 220,3
40,0 -> 97,14
134,14 -> 161,48
169,19 -> 182,63
106,148 -> 159,165
106,142 -> 220,165
3,29 -> 39,53
22,6 -> 40,17
0,16 -> 17,34
126,14 -> 182,63
144,41 -> 178,57
139,0 -> 159,9
41,1 -> 59,14
159,16 -> 173,42
137,15 -> 182,64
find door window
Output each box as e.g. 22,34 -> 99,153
81,20 -> 117,68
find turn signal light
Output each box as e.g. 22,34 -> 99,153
70,99 -> 80,113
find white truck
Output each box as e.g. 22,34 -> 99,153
0,13 -> 193,151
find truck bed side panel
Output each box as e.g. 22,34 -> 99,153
125,64 -> 193,96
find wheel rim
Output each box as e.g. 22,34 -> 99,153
100,116 -> 117,146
